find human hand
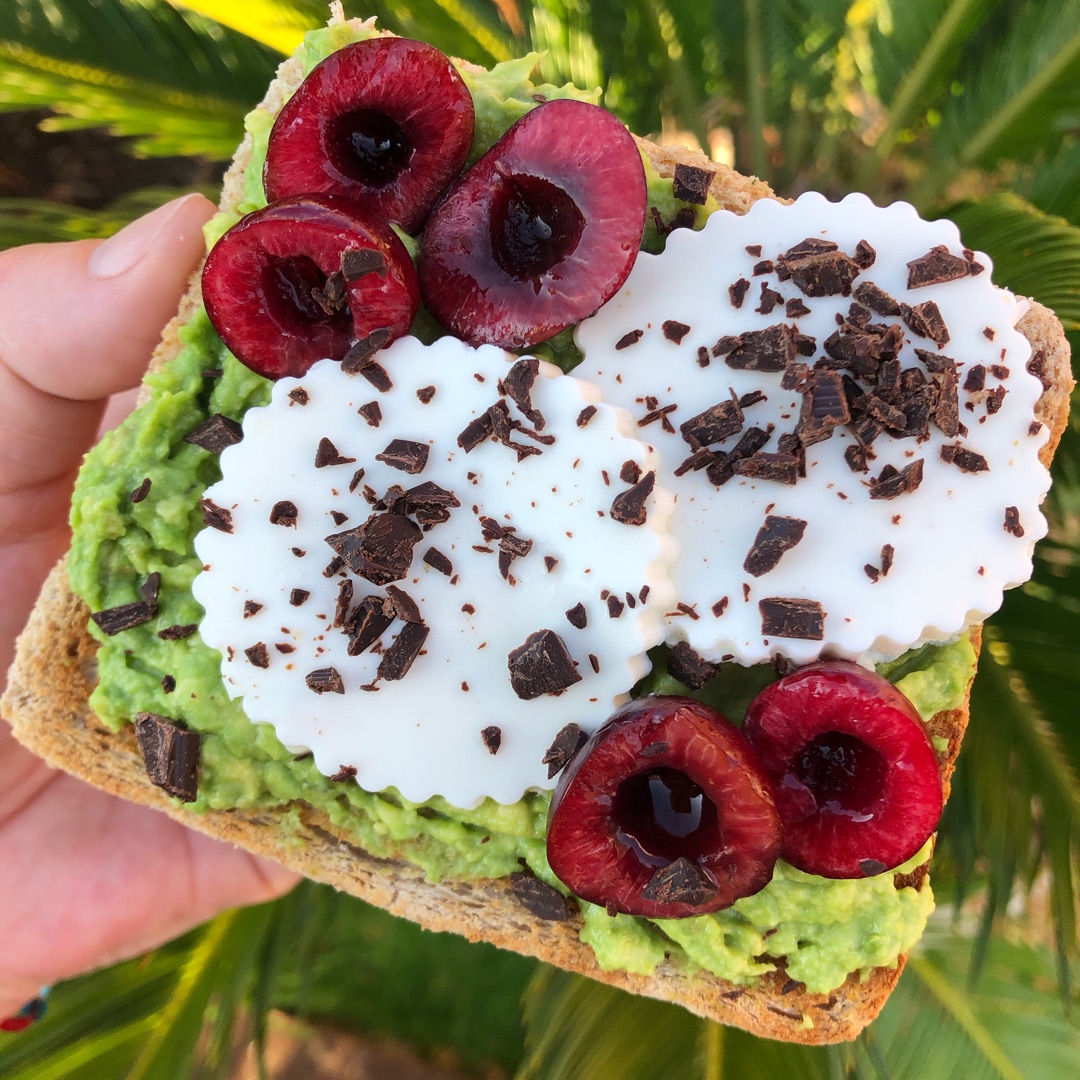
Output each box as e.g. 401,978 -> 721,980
0,195 -> 299,1017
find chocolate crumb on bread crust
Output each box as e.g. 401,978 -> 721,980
2,11 -> 1073,1044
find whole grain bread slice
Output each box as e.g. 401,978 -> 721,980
2,13 -> 1073,1044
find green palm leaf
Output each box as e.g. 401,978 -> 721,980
841,937 -> 1080,1079
0,189 -> 203,249
921,0 -> 1080,202
0,0 -> 281,156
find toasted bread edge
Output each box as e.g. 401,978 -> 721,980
2,18 -> 1073,1045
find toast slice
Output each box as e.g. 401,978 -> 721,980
2,12 -> 1073,1044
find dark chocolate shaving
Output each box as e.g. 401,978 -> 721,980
509,873 -> 575,921
423,547 -> 453,576
402,481 -> 460,526
731,452 -> 800,485
662,320 -> 691,344
341,247 -> 387,281
778,248 -> 861,298
963,365 -> 987,393
310,270 -> 346,315
641,857 -> 717,905
576,405 -> 598,428
183,414 -> 243,453
729,278 -> 751,308
759,597 -> 825,640
902,301 -> 950,346
243,600 -> 263,619
611,471 -> 656,525
326,512 -> 422,586
315,437 -> 355,468
907,245 -> 970,289
481,725 -> 502,755
130,477 -> 151,503
330,765 -> 358,783
679,393 -> 744,450
288,387 -> 309,406
672,163 -> 713,205
544,725 -> 587,777
333,579 -> 354,627
134,712 -> 200,803
90,596 -> 156,636
744,515 -> 807,577
162,675 -> 176,694
346,595 -> 394,655
358,401 -> 382,427
504,356 -> 545,429
940,443 -> 989,474
565,602 -> 588,629
1004,506 -> 1024,537
290,588 -> 310,607
881,543 -> 895,576
869,459 -> 925,498
158,623 -> 197,641
507,629 -> 582,700
606,594 -> 625,619
620,460 -> 642,484
377,621 -> 429,681
615,329 -> 644,350
797,370 -> 850,445
785,298 -> 811,318
306,667 -> 345,694
270,500 -> 298,527
375,438 -> 429,474
341,327 -> 393,376
724,323 -> 798,372
854,240 -> 876,269
244,642 -> 270,668
666,641 -> 721,690
385,584 -> 422,624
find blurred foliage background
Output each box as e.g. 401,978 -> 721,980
1,0 -> 1078,1076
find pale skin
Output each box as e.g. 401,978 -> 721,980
0,194 -> 299,1017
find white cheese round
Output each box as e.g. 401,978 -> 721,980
574,192 -> 1049,665
193,337 -> 676,806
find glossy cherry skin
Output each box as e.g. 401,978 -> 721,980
743,661 -> 943,878
419,98 -> 647,348
264,37 -> 474,234
201,195 -> 419,379
547,696 -> 782,918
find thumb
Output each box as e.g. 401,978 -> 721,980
0,193 -> 216,405
0,194 -> 216,527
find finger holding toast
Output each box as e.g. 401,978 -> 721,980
0,195 -> 297,1017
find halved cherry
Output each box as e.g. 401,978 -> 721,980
263,38 -> 474,234
547,696 -> 782,918
419,98 -> 647,348
743,661 -> 943,878
201,195 -> 419,380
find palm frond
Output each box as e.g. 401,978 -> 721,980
857,0 -> 999,186
0,188 -> 206,249
0,906 -> 272,1080
839,937 -> 1080,1079
0,0 -> 282,157
941,193 -> 1080,350
168,0 -> 330,54
516,967 -> 837,1080
921,0 -> 1080,202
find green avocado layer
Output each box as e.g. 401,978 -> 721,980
68,21 -> 976,1000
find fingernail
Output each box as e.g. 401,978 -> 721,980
88,194 -> 205,279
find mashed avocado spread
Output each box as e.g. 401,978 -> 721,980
68,21 -> 973,998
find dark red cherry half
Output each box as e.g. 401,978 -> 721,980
201,195 -> 419,380
263,38 -> 474,234
547,696 -> 782,918
743,661 -> 943,879
419,98 -> 647,349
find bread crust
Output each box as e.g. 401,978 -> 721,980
2,15 -> 1072,1044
